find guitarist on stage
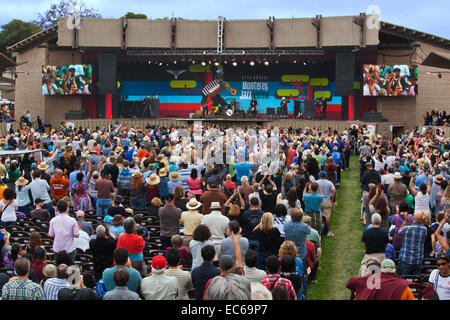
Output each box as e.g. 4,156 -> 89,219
248,96 -> 258,117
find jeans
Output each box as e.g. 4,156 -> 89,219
257,251 -> 271,270
160,236 -> 172,251
0,221 -> 16,227
96,198 -> 112,216
43,203 -> 52,212
397,261 -> 422,277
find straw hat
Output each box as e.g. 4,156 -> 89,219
15,177 -> 29,186
210,202 -> 221,210
393,172 -> 403,180
158,168 -> 168,177
186,198 -> 202,210
169,171 -> 181,182
146,173 -> 161,186
434,174 -> 444,184
38,162 -> 49,171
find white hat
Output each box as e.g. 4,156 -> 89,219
210,202 -> 222,210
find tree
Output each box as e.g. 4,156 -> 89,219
0,20 -> 42,57
33,0 -> 101,30
122,12 -> 148,19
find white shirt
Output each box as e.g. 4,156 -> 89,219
74,229 -> 90,252
201,210 -> 230,243
0,199 -> 18,222
414,192 -> 430,212
382,173 -> 395,186
29,178 -> 51,203
428,270 -> 450,300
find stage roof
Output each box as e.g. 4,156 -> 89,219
421,51 -> 450,69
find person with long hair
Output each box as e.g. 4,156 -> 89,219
368,186 -> 390,231
282,188 -> 301,216
130,171 -> 146,210
15,176 -> 31,215
188,168 -> 202,199
0,188 -> 18,227
173,185 -> 189,212
363,184 -> 377,225
23,232 -> 44,255
70,171 -> 92,212
278,240 -> 306,282
253,212 -> 282,270
441,186 -> 450,212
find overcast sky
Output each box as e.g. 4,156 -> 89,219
1,0 -> 449,39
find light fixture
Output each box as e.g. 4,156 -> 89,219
293,60 -> 297,63
232,61 -> 238,66
303,62 -> 307,66
214,62 -> 219,66
192,60 -> 195,64
264,61 -> 269,66
201,61 -> 206,66
173,60 -> 177,64
159,62 -> 163,66
250,61 -> 255,66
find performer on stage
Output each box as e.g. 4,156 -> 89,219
280,97 -> 288,118
143,96 -> 154,118
248,96 -> 258,117
320,97 -> 327,119
201,69 -> 227,118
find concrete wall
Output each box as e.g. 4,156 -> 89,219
14,46 -> 46,123
376,42 -> 450,129
127,19 -> 172,48
224,20 -> 270,48
273,18 -> 317,48
175,20 -> 217,49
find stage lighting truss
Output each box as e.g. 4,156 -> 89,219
127,49 -> 325,57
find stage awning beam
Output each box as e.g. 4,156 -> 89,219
421,51 -> 450,69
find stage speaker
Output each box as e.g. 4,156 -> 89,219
304,100 -> 315,119
363,112 -> 384,122
98,54 -> 117,95
266,108 -> 275,117
335,53 -> 355,96
294,101 -> 301,117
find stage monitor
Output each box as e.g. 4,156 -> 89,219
41,65 -> 93,95
362,64 -> 418,96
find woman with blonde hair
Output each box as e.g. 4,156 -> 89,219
253,212 -> 282,270
440,186 -> 450,212
146,197 -> 162,218
278,240 -> 306,278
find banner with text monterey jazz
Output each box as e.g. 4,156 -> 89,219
120,63 -> 343,118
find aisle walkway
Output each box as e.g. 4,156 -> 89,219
307,156 -> 365,300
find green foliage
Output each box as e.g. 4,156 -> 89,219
0,20 -> 41,57
32,0 -> 101,30
122,12 -> 148,19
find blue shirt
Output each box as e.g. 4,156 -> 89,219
332,151 -> 341,165
102,266 -> 142,293
191,262 -> 220,300
303,193 -> 324,213
399,222 -> 427,265
124,149 -> 134,162
284,221 -> 311,259
234,163 -> 252,183
69,170 -> 82,190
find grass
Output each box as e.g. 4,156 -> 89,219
307,156 -> 366,300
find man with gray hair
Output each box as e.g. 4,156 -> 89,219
359,213 -> 389,276
58,265 -> 97,300
103,268 -> 140,300
44,264 -> 69,300
117,217 -> 146,275
205,273 -> 252,300
90,224 -> 117,281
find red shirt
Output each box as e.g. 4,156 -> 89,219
117,233 -> 145,255
305,240 -> 316,271
50,176 -> 70,199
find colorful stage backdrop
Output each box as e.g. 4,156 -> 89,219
119,63 -> 346,119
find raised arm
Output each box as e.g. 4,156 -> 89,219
435,212 -> 449,253
409,173 -> 418,197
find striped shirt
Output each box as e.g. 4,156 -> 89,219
1,279 -> 45,300
165,268 -> 193,300
260,274 -> 297,300
44,278 -> 69,300
178,169 -> 192,192
399,223 -> 427,265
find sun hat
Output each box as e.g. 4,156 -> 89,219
132,170 -> 143,178
169,171 -> 181,182
15,177 -> 29,186
103,215 -> 114,224
393,172 -> 403,180
186,198 -> 202,210
38,162 -> 49,171
158,168 -> 168,177
434,174 -> 444,184
146,173 -> 160,186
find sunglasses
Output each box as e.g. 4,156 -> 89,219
437,262 -> 448,267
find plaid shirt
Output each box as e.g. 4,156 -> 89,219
260,274 -> 297,300
44,278 -> 69,300
399,222 -> 427,265
1,279 -> 45,300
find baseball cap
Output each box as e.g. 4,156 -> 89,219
152,255 -> 167,270
319,171 -> 327,178
436,252 -> 449,262
380,259 -> 396,271
103,215 -> 114,224
219,254 -> 234,271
